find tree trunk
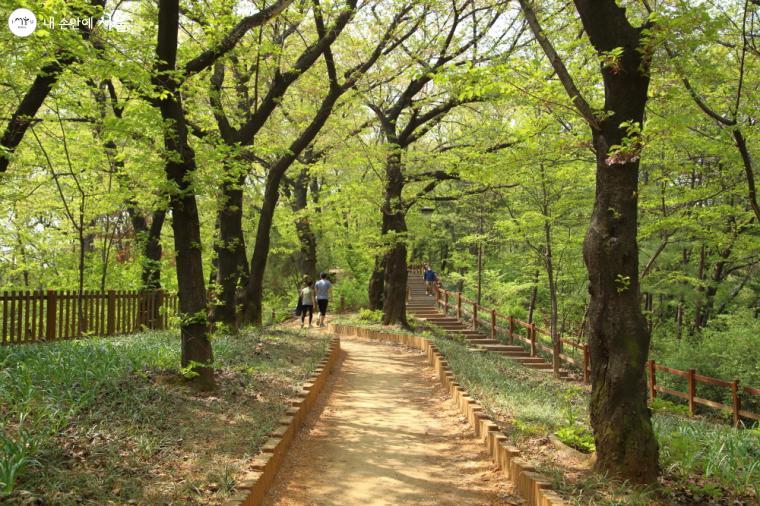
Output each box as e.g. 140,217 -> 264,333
155,0 -> 213,388
129,207 -> 165,328
368,256 -> 385,310
243,169 -> 281,326
242,74 -> 348,325
381,145 -> 408,326
692,242 -> 707,332
211,171 -> 249,328
534,1 -> 660,483
292,168 -> 318,281
141,210 -> 165,289
527,270 -> 539,324
542,170 -> 560,375
585,123 -> 658,482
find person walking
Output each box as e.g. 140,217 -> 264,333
315,272 -> 333,327
423,264 -> 437,296
299,280 -> 317,328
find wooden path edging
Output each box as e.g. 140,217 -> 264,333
330,324 -> 567,506
225,336 -> 341,506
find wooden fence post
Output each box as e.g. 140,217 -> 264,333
457,292 -> 462,320
688,369 -> 696,416
491,309 -> 496,340
529,323 -> 536,356
271,308 -> 276,324
508,316 -> 514,344
472,303 -> 478,330
45,290 -> 57,341
340,295 -> 345,312
444,291 -> 449,315
732,380 -> 740,427
648,360 -> 656,400
107,290 -> 116,336
582,344 -> 589,384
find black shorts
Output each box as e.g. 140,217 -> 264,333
317,299 -> 328,314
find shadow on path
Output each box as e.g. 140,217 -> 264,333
265,337 -> 521,505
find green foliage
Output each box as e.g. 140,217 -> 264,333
651,398 -> 689,416
357,309 -> 384,323
0,414 -> 39,496
654,414 -> 760,495
554,425 -> 596,454
0,329 -> 328,500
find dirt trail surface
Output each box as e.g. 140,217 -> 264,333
265,336 -> 520,505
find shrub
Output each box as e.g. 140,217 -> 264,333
554,425 -> 596,454
358,308 -> 383,323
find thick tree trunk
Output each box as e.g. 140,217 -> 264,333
155,0 -> 213,388
381,146 -> 408,326
585,123 -> 658,482
538,1 -> 660,483
211,172 -> 249,328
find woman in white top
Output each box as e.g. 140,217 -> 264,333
300,280 -> 317,328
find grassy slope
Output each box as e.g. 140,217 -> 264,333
334,313 -> 759,505
0,327 -> 328,504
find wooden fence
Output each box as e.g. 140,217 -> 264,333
426,281 -> 759,426
0,290 -> 179,345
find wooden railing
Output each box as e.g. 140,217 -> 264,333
425,279 -> 759,426
1,289 -> 178,345
648,361 -> 760,425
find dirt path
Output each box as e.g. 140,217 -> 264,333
265,337 -> 520,505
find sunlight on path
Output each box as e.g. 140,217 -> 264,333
265,337 -> 520,505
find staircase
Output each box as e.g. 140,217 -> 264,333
407,274 -> 563,375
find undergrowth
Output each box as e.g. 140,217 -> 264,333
0,328 -> 327,503
426,330 -> 759,503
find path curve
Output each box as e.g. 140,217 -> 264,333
265,336 -> 520,505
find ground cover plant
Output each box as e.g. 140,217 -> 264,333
430,330 -> 760,505
0,328 -> 328,504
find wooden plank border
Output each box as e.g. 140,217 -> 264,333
225,336 -> 341,506
329,324 -> 567,506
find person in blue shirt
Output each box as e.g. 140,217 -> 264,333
423,265 -> 437,296
315,272 -> 333,327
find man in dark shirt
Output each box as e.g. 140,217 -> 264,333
423,265 -> 437,296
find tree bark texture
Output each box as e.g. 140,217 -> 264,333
368,256 -> 385,310
381,144 -> 408,326
577,1 -> 659,480
211,171 -> 249,328
155,0 -> 213,388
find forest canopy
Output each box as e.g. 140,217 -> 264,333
1,0 -> 758,487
